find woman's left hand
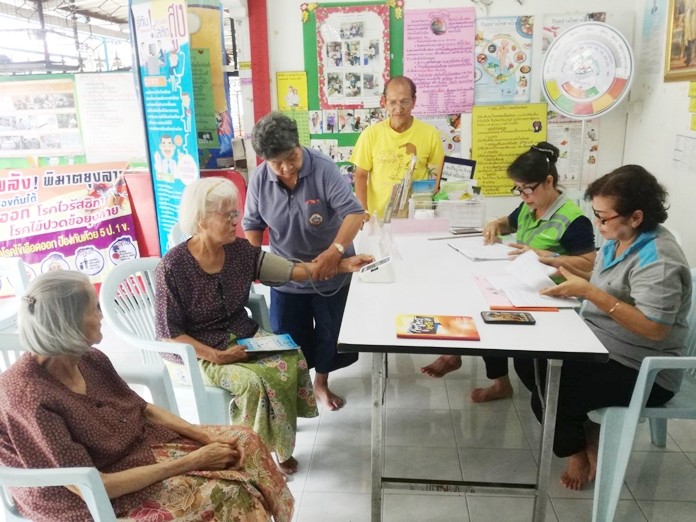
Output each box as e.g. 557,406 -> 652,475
540,266 -> 592,299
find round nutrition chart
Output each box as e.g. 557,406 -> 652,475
542,22 -> 634,120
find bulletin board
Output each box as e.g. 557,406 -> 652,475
301,1 -> 404,184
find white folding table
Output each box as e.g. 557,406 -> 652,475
338,233 -> 608,522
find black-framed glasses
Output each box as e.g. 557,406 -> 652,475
215,210 -> 239,223
592,209 -> 622,225
510,182 -> 541,196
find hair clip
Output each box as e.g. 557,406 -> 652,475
22,295 -> 36,313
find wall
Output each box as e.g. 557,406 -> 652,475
264,0 -> 696,265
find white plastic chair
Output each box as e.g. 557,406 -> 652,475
99,257 -> 272,425
0,257 -> 30,332
0,331 -> 177,522
590,267 -> 696,522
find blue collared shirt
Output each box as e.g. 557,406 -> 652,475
243,147 -> 364,293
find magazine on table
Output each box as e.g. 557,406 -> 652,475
396,314 -> 480,341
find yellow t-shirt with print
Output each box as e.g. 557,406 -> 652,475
350,118 -> 445,218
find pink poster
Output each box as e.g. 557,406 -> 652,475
404,8 -> 476,115
0,162 -> 139,294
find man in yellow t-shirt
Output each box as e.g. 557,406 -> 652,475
350,76 -> 445,218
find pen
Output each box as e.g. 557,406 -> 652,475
447,243 -> 466,257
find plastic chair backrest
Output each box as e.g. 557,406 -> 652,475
99,257 -> 229,424
0,257 -> 30,332
684,267 -> 696,380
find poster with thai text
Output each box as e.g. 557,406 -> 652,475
542,12 -> 606,54
471,104 -> 547,196
191,49 -> 220,149
474,16 -> 534,105
404,7 -> 476,115
277,72 -> 309,111
73,73 -> 148,164
0,163 -> 139,295
132,0 -> 200,255
316,3 -> 390,109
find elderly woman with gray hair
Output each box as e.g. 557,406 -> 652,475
244,112 -> 366,412
0,270 -> 294,521
155,176 -> 372,474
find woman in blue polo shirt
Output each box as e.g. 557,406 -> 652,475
519,165 -> 691,490
244,112 -> 366,414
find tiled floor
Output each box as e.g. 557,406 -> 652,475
98,328 -> 696,522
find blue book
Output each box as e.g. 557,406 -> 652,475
238,334 -> 299,352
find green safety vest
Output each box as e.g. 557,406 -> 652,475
515,199 -> 585,254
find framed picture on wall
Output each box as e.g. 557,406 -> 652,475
665,0 -> 696,81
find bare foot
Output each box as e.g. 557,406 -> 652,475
469,375 -> 514,403
420,355 -> 462,378
278,456 -> 298,475
314,373 -> 345,411
584,421 -> 600,482
315,385 -> 345,411
560,451 -> 592,490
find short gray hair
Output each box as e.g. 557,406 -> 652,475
251,111 -> 299,159
18,270 -> 94,357
178,177 -> 239,236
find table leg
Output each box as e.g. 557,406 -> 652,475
371,352 -> 386,522
533,359 -> 562,522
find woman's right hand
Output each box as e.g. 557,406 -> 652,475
214,344 -> 248,365
338,254 -> 375,273
483,219 -> 502,245
186,441 -> 244,471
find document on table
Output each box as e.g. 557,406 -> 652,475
447,242 -> 514,261
484,251 -> 580,308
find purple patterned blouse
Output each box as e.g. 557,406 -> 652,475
155,239 -> 262,349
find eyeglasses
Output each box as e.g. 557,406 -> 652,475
385,98 -> 413,109
215,210 -> 239,223
592,209 -> 622,225
510,182 -> 541,196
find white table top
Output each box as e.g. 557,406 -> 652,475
338,232 -> 608,361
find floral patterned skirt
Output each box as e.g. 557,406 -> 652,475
199,348 -> 318,462
118,425 -> 293,522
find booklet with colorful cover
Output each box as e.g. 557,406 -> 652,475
395,315 -> 480,341
238,334 -> 299,352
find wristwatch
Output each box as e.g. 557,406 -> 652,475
333,242 -> 345,254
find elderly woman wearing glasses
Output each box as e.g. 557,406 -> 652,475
421,142 -> 596,403
155,177 -> 372,475
517,165 -> 691,490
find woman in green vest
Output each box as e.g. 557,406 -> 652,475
421,142 -> 596,402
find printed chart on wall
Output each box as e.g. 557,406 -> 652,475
542,22 -> 634,120
471,103 -> 547,196
541,13 -> 607,189
474,16 -> 534,105
546,111 -> 599,189
0,163 -> 139,295
404,7 -> 476,115
0,77 -> 85,168
315,3 -> 390,109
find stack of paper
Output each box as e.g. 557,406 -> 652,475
474,251 -> 580,310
